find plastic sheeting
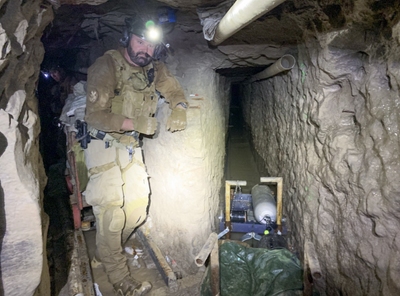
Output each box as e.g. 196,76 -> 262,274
59,81 -> 87,129
201,242 -> 303,296
196,0 -> 234,41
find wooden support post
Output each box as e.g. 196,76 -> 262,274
210,236 -> 219,296
305,241 -> 322,280
225,182 -> 231,239
225,180 -> 247,239
69,229 -> 95,295
195,233 -> 218,267
195,233 -> 220,296
303,240 -> 322,296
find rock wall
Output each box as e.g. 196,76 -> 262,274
241,24 -> 400,295
142,29 -> 229,274
0,1 -> 53,295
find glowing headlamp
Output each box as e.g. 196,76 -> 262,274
143,20 -> 162,43
41,70 -> 50,78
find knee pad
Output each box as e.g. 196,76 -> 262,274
103,206 -> 125,233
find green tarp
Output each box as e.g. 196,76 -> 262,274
201,242 -> 303,296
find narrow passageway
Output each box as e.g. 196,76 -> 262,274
225,85 -> 261,193
2,1 -> 400,296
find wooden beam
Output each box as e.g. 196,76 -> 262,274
225,180 -> 247,239
303,240 -> 322,295
305,241 -> 322,280
195,233 -> 218,267
210,237 -> 219,296
136,230 -> 178,292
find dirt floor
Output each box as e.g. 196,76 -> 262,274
81,101 -> 269,296
84,229 -> 205,296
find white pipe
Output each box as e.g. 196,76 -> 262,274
248,54 -> 296,83
210,0 -> 287,46
251,184 -> 277,224
260,177 -> 283,226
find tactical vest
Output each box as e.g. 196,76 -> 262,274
105,49 -> 158,119
90,50 -> 159,148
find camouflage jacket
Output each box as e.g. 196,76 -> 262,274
85,48 -> 187,133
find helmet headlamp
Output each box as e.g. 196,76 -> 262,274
144,26 -> 162,43
141,21 -> 162,43
122,16 -> 164,50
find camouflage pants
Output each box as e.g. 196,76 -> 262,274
84,140 -> 149,284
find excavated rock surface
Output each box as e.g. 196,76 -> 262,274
240,10 -> 400,296
5,0 -> 399,294
49,0 -> 108,9
142,27 -> 229,275
0,1 -> 53,295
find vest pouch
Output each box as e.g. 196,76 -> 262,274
109,133 -> 138,147
130,71 -> 150,91
120,85 -> 144,118
144,94 -> 158,116
111,93 -> 124,114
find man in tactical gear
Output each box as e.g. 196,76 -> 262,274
84,16 -> 188,296
49,64 -> 78,115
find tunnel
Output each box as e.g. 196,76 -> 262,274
1,0 -> 400,295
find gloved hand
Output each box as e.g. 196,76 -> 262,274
167,108 -> 187,132
133,115 -> 157,135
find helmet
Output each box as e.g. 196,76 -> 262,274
120,16 -> 163,47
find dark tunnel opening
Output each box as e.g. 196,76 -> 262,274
37,63 -> 75,295
38,37 -> 88,296
222,75 -> 283,250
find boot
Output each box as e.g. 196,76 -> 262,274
91,250 -> 102,268
113,275 -> 152,296
91,256 -> 102,268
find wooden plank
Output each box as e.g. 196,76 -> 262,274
305,241 -> 322,280
276,178 -> 283,226
210,237 -> 219,296
225,182 -> 231,239
69,229 -> 95,296
303,240 -> 322,296
195,233 -> 218,267
136,230 -> 178,292
225,180 -> 247,239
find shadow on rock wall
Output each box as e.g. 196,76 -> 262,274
0,132 -> 7,294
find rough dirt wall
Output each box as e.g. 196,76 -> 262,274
142,28 -> 229,275
0,1 -> 53,295
241,21 -> 400,296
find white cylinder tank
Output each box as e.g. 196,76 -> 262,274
251,184 -> 277,224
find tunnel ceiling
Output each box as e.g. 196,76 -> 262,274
44,0 -> 308,49
43,0 -> 400,72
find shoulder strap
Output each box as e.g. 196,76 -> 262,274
104,50 -> 124,91
105,50 -> 156,91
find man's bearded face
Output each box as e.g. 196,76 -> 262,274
127,45 -> 152,67
127,35 -> 156,67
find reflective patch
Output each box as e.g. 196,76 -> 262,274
89,90 -> 98,103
